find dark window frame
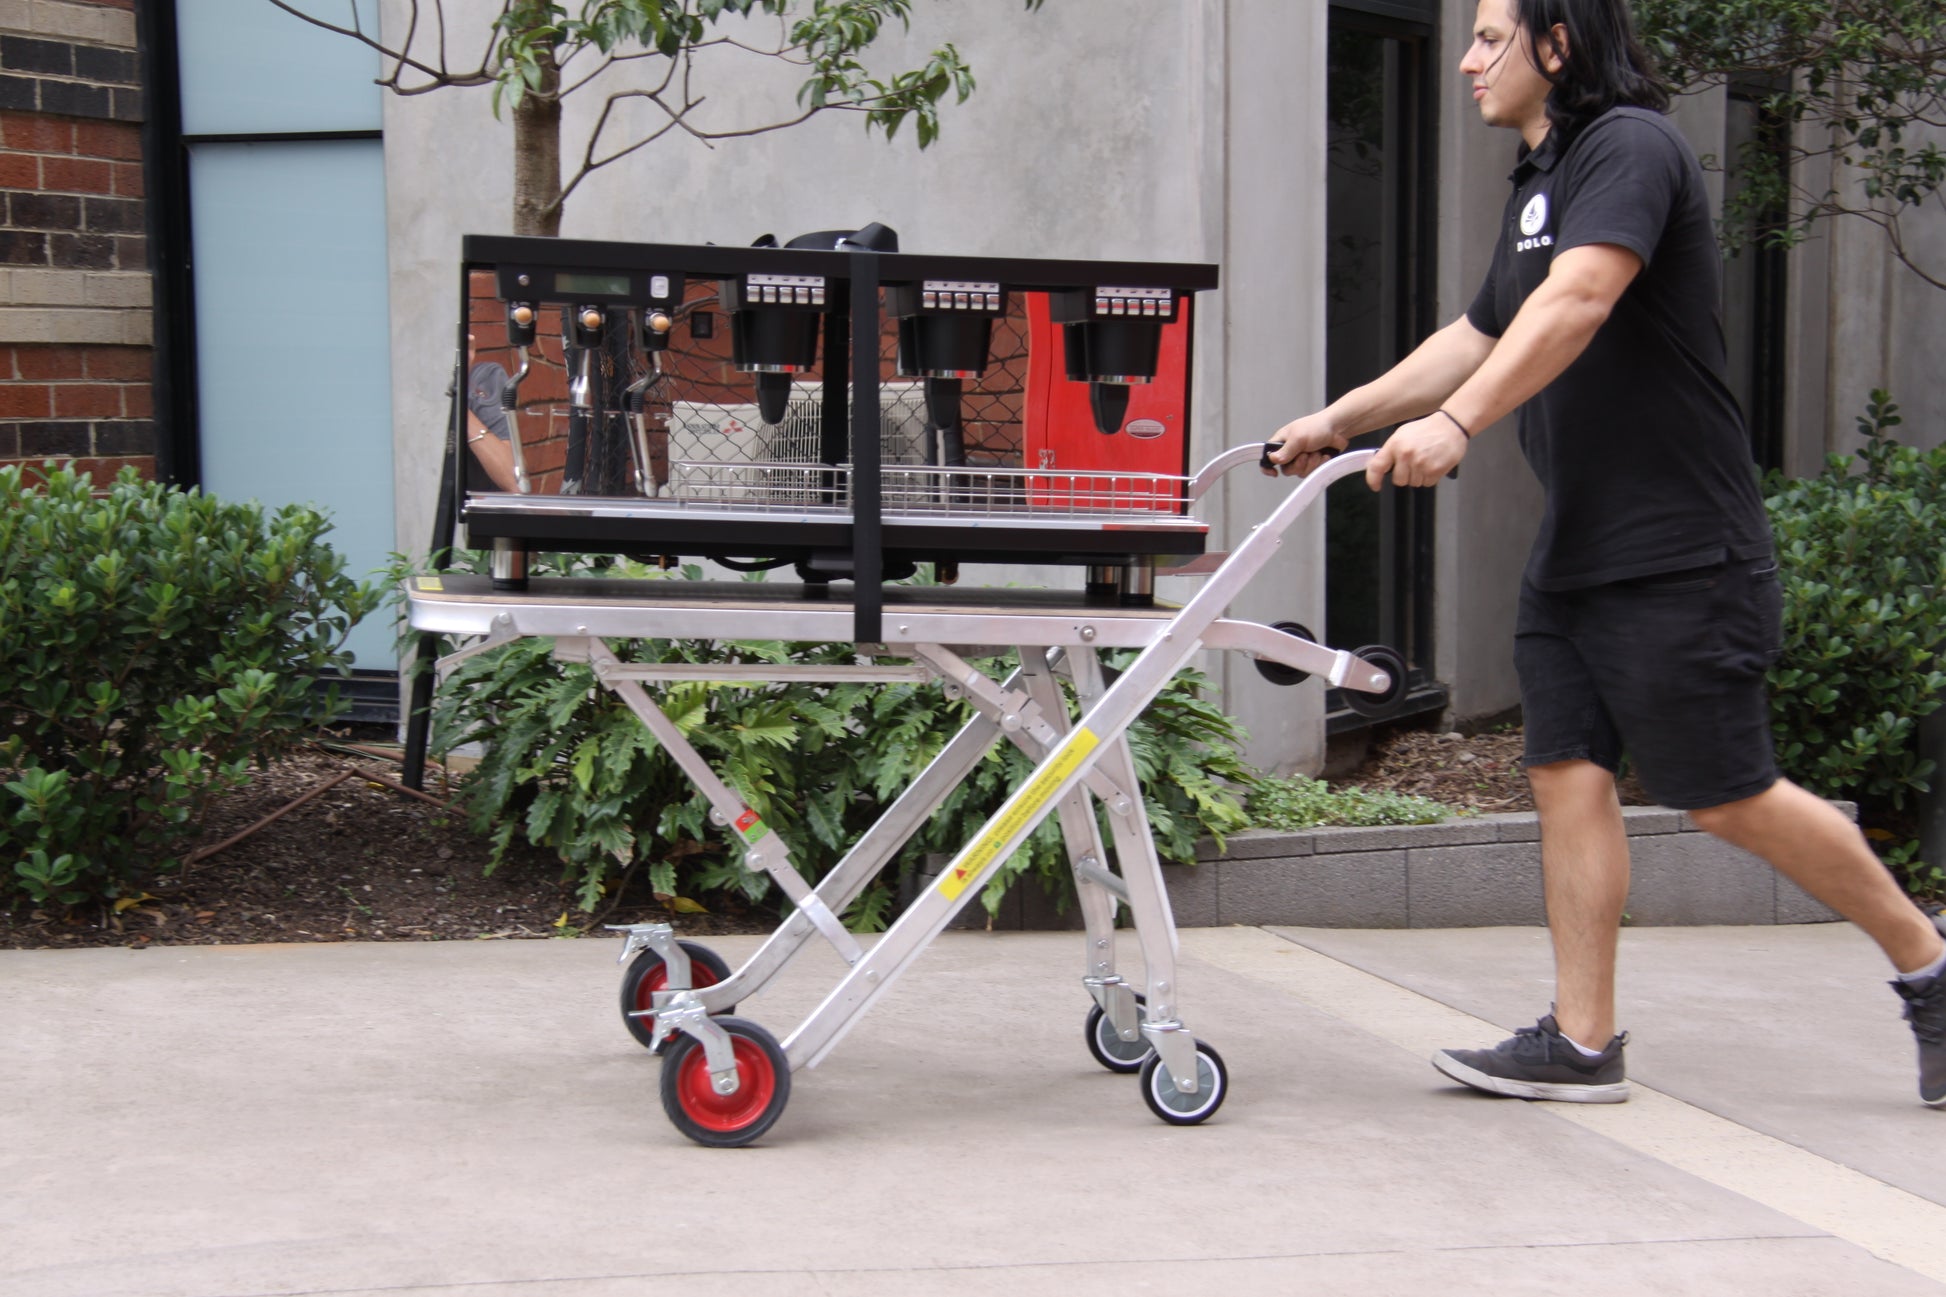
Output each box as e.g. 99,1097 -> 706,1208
1722,77 -> 1790,474
1323,3 -> 1443,729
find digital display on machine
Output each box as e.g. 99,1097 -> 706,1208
554,271 -> 631,296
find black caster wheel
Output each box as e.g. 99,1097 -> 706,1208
1253,622 -> 1317,687
620,941 -> 734,1051
659,1016 -> 792,1148
1139,1039 -> 1228,1125
1343,644 -> 1409,719
1084,995 -> 1152,1074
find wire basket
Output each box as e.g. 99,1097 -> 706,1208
665,460 -> 1187,517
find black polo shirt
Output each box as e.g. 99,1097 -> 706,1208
1466,106 -> 1772,590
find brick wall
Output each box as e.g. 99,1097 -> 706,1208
0,0 -> 149,485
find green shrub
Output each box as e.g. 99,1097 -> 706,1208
1,464 -> 380,908
1244,773 -> 1452,831
1764,392 -> 1946,892
429,564 -> 1254,928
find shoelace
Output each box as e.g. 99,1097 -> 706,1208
1899,980 -> 1945,1045
1510,1023 -> 1557,1062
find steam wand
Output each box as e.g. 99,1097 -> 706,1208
499,302 -> 537,495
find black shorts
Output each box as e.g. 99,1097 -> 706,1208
1514,556 -> 1782,811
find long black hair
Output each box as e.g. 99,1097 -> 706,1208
1513,0 -> 1671,139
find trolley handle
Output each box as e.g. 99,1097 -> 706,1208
1188,437 -> 1455,502
1187,442 -> 1331,501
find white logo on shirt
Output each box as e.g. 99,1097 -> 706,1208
1520,194 -> 1548,236
1517,192 -> 1554,251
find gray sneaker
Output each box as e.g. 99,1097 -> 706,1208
1891,912 -> 1946,1107
1432,1014 -> 1629,1104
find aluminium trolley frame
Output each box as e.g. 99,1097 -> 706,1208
406,447 -> 1391,1145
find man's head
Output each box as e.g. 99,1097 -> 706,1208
1463,0 -> 1670,146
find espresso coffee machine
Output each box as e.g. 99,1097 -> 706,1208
452,228 -> 1218,636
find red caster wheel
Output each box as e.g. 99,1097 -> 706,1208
659,1017 -> 791,1148
620,941 -> 733,1050
1139,1039 -> 1228,1125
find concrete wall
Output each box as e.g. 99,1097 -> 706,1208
1820,121 -> 1946,459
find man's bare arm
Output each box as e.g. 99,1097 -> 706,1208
466,409 -> 523,493
1266,314 -> 1497,475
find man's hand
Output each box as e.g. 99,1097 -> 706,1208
1366,414 -> 1466,490
1263,412 -> 1349,477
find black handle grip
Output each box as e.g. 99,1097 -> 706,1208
1260,440 -> 1339,472
1261,436 -> 1458,482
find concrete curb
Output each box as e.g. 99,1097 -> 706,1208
960,805 -> 1846,931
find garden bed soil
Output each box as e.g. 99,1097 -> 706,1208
0,723 -> 1635,951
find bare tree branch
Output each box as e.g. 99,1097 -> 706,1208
267,0 -> 504,92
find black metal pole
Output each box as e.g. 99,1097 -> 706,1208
400,334 -> 466,791
137,0 -> 199,487
848,251 -> 882,643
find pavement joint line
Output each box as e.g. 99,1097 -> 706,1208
137,1235 -> 1863,1297
1180,924 -> 1946,1286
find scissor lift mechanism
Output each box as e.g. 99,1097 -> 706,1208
407,448 -> 1390,1145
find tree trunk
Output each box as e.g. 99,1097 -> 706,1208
511,51 -> 562,238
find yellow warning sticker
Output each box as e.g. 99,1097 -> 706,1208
415,576 -> 443,591
937,728 -> 1100,901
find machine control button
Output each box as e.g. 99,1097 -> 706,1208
511,304 -> 535,326
917,280 -> 1001,312
1093,286 -> 1174,319
646,311 -> 673,334
650,274 -> 670,299
745,273 -> 828,310
579,307 -> 603,330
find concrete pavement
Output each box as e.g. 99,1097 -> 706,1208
3,923 -> 1942,1297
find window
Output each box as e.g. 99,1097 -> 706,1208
160,0 -> 395,672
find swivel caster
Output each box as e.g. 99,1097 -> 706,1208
620,941 -> 734,1050
659,1017 -> 791,1148
1252,622 -> 1317,687
1083,994 -> 1152,1073
1343,644 -> 1409,719
1139,1039 -> 1228,1125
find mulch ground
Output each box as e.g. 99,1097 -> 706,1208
0,735 -> 769,951
1345,725 -> 1653,814
0,721 -> 1636,951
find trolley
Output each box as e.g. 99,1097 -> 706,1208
406,445 -> 1394,1145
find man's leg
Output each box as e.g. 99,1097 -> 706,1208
1689,779 -> 1946,1106
1530,758 -> 1631,1047
1429,584 -> 1633,1104
1687,779 -> 1943,974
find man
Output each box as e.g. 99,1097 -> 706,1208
1267,0 -> 1946,1106
465,333 -> 523,493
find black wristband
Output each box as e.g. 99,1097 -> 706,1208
1436,408 -> 1472,439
